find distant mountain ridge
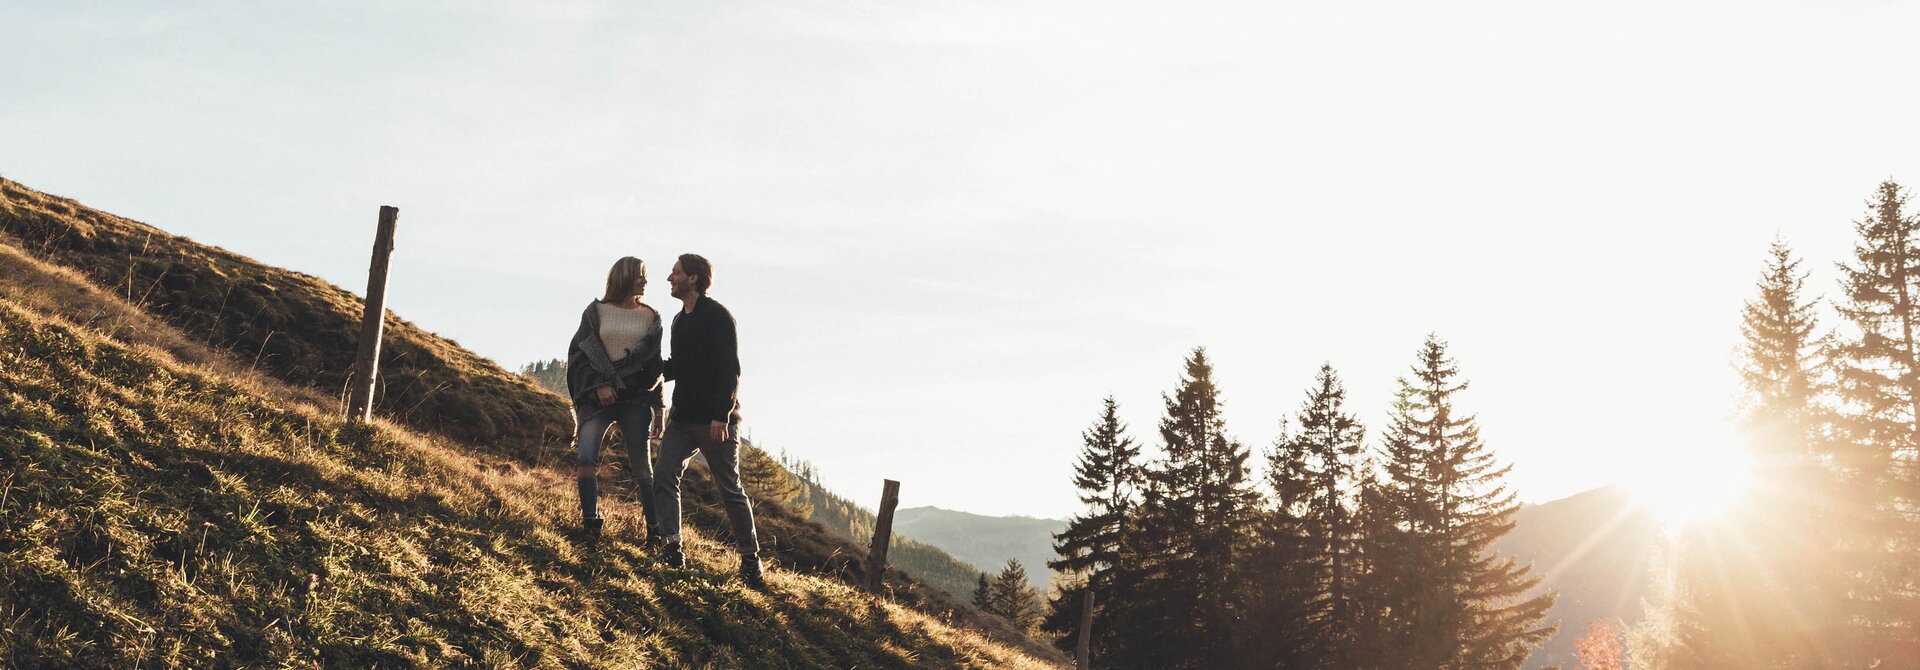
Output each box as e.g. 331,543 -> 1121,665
1497,485 -> 1661,669
891,507 -> 1066,591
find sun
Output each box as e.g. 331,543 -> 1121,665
1621,433 -> 1753,533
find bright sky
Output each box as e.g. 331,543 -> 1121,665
6,1 -> 1920,519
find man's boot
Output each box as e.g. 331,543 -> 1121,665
739,555 -> 767,590
660,541 -> 686,568
583,517 -> 604,543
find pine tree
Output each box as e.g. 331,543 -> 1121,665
1041,577 -> 1090,656
1247,363 -> 1368,668
738,439 -> 811,518
1691,239 -> 1841,666
1366,335 -> 1554,669
972,572 -> 992,610
1633,239 -> 1840,668
1045,397 -> 1144,658
1831,179 -> 1920,667
1111,348 -> 1262,669
986,559 -> 1041,632
998,556 -> 1044,629
1347,458 -> 1395,670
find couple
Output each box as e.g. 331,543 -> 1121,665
564,253 -> 763,589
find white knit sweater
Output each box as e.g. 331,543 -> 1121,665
595,302 -> 657,362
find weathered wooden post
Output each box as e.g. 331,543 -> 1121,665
1076,589 -> 1093,668
864,479 -> 901,594
347,205 -> 399,423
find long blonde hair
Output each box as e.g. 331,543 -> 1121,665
602,256 -> 646,303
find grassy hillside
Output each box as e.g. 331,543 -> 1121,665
0,178 -> 570,446
0,181 -> 1064,668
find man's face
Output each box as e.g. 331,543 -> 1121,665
667,261 -> 694,299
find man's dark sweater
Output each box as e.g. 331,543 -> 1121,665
664,294 -> 741,425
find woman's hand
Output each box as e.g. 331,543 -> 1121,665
709,420 -> 729,442
595,386 -> 616,407
649,414 -> 666,440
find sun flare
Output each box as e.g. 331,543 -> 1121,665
1621,434 -> 1753,532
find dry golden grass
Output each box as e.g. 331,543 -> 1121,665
0,178 -> 1067,668
0,293 -> 1064,668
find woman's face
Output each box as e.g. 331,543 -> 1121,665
629,274 -> 647,299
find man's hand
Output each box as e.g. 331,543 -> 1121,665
595,386 -> 616,407
650,414 -> 666,440
709,420 -> 729,442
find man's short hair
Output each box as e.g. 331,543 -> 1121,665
679,253 -> 713,293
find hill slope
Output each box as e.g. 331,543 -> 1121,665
0,179 -> 1063,668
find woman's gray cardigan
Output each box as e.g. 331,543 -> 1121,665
565,300 -> 664,409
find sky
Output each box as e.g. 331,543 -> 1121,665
6,0 -> 1920,519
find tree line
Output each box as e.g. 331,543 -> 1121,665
1035,179 -> 1920,670
1044,338 -> 1552,669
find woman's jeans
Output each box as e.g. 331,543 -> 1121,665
654,418 -> 759,555
573,400 -> 656,531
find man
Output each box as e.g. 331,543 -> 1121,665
654,252 -> 764,588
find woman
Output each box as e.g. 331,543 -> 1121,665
566,256 -> 666,542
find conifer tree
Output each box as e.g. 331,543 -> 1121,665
1248,364 -> 1367,667
737,440 -> 811,517
1347,458 -> 1395,670
1690,239 -> 1840,665
1041,578 -> 1090,655
1111,348 -> 1262,669
972,572 -> 992,611
1832,179 -> 1920,667
987,559 -> 1041,632
1366,335 -> 1554,669
1045,397 -> 1144,657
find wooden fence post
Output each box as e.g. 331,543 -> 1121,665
864,479 -> 901,594
347,205 -> 398,423
1076,589 -> 1094,668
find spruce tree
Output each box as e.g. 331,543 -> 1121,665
1831,179 -> 1920,667
1041,578 -> 1090,656
1112,348 -> 1262,669
1636,239 -> 1841,668
1346,456 -> 1397,670
986,559 -> 1042,632
1698,239 -> 1840,665
972,572 -> 992,611
737,440 -> 810,517
1367,335 -> 1554,669
1045,397 -> 1144,657
1248,364 -> 1368,668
